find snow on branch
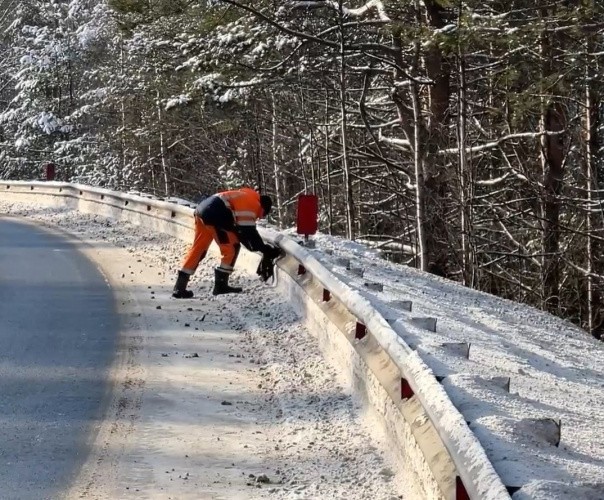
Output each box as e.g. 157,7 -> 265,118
440,130 -> 566,156
290,1 -> 391,21
377,129 -> 411,150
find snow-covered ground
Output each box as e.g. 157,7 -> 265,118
300,232 -> 604,499
3,196 -> 604,499
1,201 -> 412,500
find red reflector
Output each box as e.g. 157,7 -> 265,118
456,476 -> 470,500
401,378 -> 414,399
355,322 -> 366,339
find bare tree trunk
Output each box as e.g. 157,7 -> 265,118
119,33 -> 127,189
583,40 -> 600,336
338,0 -> 354,239
457,34 -> 472,286
539,14 -> 565,314
271,92 -> 283,227
585,74 -> 594,333
325,93 -> 334,235
409,5 -> 428,271
421,0 -> 451,276
156,87 -> 170,197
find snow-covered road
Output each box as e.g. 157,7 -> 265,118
4,193 -> 604,499
1,202 -> 413,500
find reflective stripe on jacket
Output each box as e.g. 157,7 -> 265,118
216,188 -> 263,227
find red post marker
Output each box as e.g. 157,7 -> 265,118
323,289 -> 331,302
297,194 -> 319,237
45,163 -> 56,181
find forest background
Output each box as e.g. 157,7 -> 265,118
1,0 -> 604,338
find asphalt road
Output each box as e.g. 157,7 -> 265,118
0,217 -> 118,500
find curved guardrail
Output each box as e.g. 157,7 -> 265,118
1,181 -> 510,500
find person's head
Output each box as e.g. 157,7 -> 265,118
260,195 -> 273,217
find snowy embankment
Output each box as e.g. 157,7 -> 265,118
6,181 -> 604,499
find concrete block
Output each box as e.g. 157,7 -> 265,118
364,282 -> 384,292
349,267 -> 365,277
411,317 -> 437,332
519,418 -> 561,447
441,342 -> 470,359
488,376 -> 511,393
336,257 -> 350,267
389,300 -> 412,312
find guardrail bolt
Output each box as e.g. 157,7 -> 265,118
323,289 -> 331,302
297,265 -> 306,276
455,476 -> 470,500
355,322 -> 366,340
401,378 -> 414,399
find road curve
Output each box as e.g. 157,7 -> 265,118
0,217 -> 118,500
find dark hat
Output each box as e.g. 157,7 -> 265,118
260,195 -> 273,216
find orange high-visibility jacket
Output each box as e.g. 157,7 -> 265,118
192,187 -> 266,252
216,188 -> 264,227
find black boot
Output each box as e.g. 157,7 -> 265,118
172,271 -> 194,299
212,268 -> 242,296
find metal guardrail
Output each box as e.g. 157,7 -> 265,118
1,181 -> 511,500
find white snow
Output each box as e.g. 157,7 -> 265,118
299,232 -> 604,498
0,200 -> 415,499
2,195 -> 604,499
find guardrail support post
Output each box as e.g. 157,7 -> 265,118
456,476 -> 470,500
355,322 -> 366,340
401,378 -> 414,399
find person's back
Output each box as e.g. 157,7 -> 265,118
216,188 -> 264,226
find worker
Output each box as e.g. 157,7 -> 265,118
172,187 -> 281,298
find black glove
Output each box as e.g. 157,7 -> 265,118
262,244 -> 282,260
256,253 -> 274,282
256,244 -> 282,282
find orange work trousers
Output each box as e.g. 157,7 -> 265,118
181,216 -> 240,274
